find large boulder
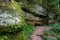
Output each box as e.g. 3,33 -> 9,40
0,0 -> 25,40
0,6 -> 25,33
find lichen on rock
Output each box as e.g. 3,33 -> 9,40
0,6 -> 24,32
0,9 -> 20,27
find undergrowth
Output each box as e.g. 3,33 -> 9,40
24,24 -> 35,40
41,23 -> 60,40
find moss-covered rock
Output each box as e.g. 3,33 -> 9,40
0,0 -> 25,40
0,0 -> 25,33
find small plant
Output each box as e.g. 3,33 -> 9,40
24,24 -> 35,40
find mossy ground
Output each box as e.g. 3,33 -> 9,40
24,24 -> 35,40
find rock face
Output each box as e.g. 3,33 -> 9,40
23,4 -> 47,25
0,7 -> 23,32
0,9 -> 20,26
34,5 -> 47,16
0,1 -> 25,40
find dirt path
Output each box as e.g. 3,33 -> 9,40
30,26 -> 51,40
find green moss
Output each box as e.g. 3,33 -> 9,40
24,24 -> 35,40
0,0 -> 25,40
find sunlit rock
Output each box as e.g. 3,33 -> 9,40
0,9 -> 20,27
0,7 -> 23,32
34,5 -> 47,16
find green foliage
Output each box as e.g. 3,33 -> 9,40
0,0 -> 60,40
0,0 -> 25,32
24,24 -> 35,40
1,36 -> 8,40
41,23 -> 60,40
0,0 -> 25,40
